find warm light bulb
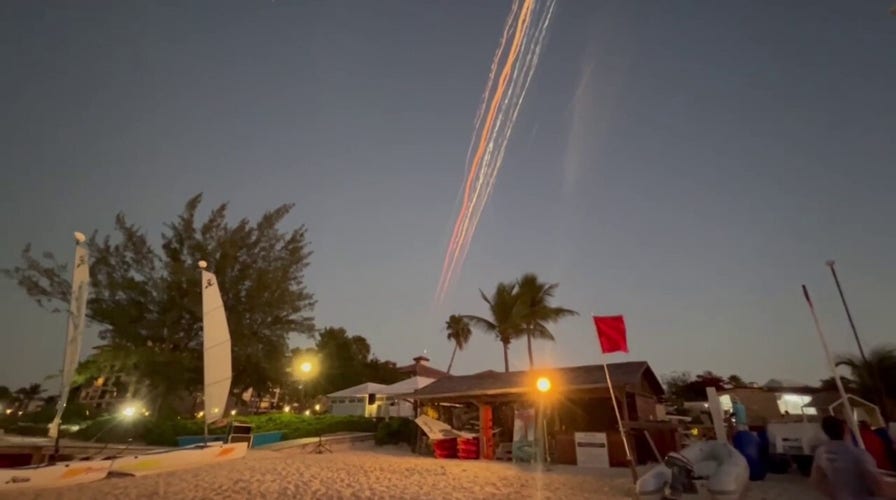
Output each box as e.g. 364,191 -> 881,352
536,377 -> 551,393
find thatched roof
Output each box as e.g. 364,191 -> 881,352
411,361 -> 663,400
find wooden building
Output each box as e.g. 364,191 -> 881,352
411,361 -> 677,467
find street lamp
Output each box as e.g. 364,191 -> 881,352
291,355 -> 319,412
534,376 -> 552,467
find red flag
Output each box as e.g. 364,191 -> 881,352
592,315 -> 629,354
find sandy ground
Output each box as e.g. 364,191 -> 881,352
3,444 -> 825,500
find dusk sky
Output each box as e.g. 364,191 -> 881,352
2,1 -> 895,391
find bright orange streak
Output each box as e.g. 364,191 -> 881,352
462,0 -> 521,171
438,0 -> 535,300
445,0 -> 520,272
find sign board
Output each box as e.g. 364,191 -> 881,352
574,432 -> 609,468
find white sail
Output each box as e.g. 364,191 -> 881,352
48,242 -> 90,439
200,269 -> 232,426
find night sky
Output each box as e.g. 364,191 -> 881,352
2,1 -> 894,390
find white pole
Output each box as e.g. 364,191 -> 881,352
802,285 -> 864,449
604,363 -> 638,483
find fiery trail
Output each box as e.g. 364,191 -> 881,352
462,0 -> 520,170
436,0 -> 557,302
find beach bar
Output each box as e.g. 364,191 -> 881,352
411,361 -> 678,467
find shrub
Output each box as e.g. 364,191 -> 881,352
4,423 -> 51,437
240,413 -> 377,441
374,418 -> 417,448
69,413 -> 379,446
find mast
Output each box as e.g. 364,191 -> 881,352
49,232 -> 90,461
802,285 -> 864,449
200,260 -> 209,444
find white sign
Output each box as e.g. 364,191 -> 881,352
574,432 -> 609,468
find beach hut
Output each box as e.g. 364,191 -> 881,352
326,382 -> 389,417
411,361 -> 675,467
377,377 -> 436,418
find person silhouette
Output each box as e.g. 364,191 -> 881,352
809,416 -> 886,499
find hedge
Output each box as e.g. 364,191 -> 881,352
374,417 -> 417,448
69,413 -> 379,446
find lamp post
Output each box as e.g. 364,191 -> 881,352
291,357 -> 318,412
535,376 -> 551,467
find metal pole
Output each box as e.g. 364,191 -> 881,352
826,261 -> 869,364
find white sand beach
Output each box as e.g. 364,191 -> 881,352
4,445 -> 824,500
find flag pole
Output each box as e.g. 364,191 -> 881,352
801,285 -> 864,449
603,361 -> 638,484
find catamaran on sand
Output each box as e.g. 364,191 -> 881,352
0,233 -> 116,491
109,260 -> 248,476
1,247 -> 246,489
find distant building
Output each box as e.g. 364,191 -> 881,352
325,355 -> 447,417
411,361 -> 673,466
77,346 -> 141,413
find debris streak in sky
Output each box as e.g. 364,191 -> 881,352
436,0 -> 557,303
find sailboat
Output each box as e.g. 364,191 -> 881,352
0,232 -> 115,491
109,260 -> 248,476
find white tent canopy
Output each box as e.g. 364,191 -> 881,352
325,378 -> 436,417
381,376 -> 435,395
327,382 -> 389,398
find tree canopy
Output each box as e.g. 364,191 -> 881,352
835,344 -> 896,421
515,273 -> 578,368
464,273 -> 577,372
3,194 -> 316,415
662,370 -> 738,404
294,326 -> 404,400
445,314 -> 472,375
464,282 -> 525,372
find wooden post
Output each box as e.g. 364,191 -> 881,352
621,385 -> 638,465
479,403 -> 494,460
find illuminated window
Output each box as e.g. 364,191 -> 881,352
776,393 -> 813,415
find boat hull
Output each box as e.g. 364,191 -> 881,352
0,459 -> 112,490
636,441 -> 750,500
110,442 -> 248,476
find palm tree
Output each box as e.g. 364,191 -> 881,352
463,282 -> 526,372
445,315 -> 473,374
835,344 -> 896,421
515,273 -> 578,369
